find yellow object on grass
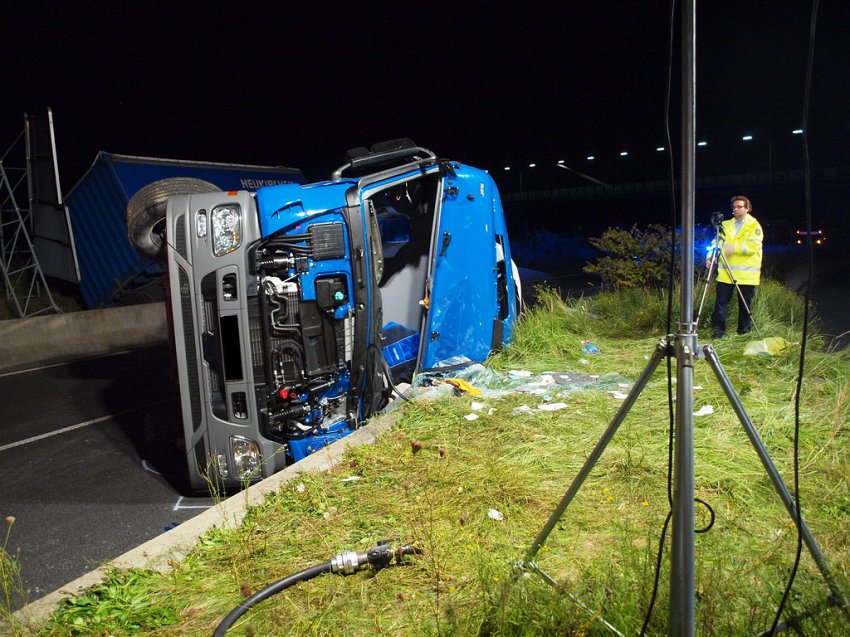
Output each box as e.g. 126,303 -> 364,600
743,337 -> 790,356
443,378 -> 482,396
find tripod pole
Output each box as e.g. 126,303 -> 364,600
694,243 -> 720,329
670,0 -> 697,634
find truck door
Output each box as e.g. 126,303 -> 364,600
420,165 -> 500,369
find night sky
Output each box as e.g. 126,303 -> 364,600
3,2 -> 848,195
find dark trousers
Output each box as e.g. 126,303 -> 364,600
711,282 -> 757,335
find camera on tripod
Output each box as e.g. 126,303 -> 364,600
710,211 -> 725,235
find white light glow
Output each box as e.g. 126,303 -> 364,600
793,129 -> 804,135
586,155 -> 595,160
742,135 -> 753,141
697,141 -> 708,147
528,163 -> 536,168
619,151 -> 628,157
656,147 -> 665,152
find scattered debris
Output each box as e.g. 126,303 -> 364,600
581,340 -> 601,354
694,405 -> 714,417
537,402 -> 568,412
607,390 -> 629,400
464,413 -> 479,421
744,337 -> 790,357
488,508 -> 504,521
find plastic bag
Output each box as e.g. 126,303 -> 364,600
743,337 -> 790,357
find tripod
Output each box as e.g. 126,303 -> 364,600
517,337 -> 850,633
516,4 -> 848,633
695,225 -> 760,337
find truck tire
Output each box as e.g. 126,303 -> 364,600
127,177 -> 219,259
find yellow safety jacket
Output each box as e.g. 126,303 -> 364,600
717,214 -> 763,285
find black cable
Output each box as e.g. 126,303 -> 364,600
369,342 -> 414,404
768,1 -> 819,633
212,543 -> 422,636
212,562 -> 333,637
639,2 -> 678,633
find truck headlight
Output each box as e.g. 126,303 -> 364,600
231,436 -> 261,479
211,204 -> 242,256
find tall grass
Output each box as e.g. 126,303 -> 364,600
32,283 -> 850,636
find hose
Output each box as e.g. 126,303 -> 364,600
212,541 -> 421,636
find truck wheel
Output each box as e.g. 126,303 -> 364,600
127,177 -> 219,259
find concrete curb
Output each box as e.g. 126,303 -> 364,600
10,413 -> 399,631
0,303 -> 168,375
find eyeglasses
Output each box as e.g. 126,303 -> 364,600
731,204 -> 746,209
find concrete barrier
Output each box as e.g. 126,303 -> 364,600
9,412 -> 400,631
0,303 -> 168,374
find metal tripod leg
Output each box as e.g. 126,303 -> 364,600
519,338 -> 669,568
694,249 -> 718,330
714,249 -> 761,337
702,345 -> 850,618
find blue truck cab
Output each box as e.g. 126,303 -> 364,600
132,140 -> 519,490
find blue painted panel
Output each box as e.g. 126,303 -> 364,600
255,180 -> 355,238
422,165 -> 501,368
109,155 -> 303,198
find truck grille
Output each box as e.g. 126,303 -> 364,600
175,214 -> 187,259
178,266 -> 202,431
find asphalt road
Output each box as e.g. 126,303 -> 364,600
0,346 -> 214,609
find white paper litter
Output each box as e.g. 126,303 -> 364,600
296,482 -> 305,493
694,405 -> 714,416
512,405 -> 534,415
471,401 -> 487,411
341,476 -> 361,482
464,413 -> 479,421
488,508 -> 504,521
579,358 -> 590,365
508,369 -> 532,378
538,402 -> 568,411
607,390 -> 629,400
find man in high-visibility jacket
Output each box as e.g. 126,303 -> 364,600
707,195 -> 763,337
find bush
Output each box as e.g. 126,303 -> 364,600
584,224 -> 676,289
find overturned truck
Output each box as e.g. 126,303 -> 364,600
127,140 -> 520,490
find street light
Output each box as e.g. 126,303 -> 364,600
742,135 -> 753,141
619,151 -> 628,157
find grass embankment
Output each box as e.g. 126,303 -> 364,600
9,280 -> 850,635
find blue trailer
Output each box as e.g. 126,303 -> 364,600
65,152 -> 304,308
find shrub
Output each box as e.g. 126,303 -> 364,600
584,224 -> 676,289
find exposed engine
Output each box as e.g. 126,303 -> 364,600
250,221 -> 356,452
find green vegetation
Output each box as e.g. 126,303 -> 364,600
583,224 -> 676,289
6,283 -> 849,636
